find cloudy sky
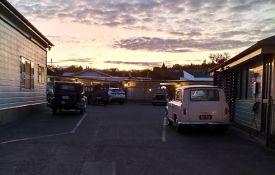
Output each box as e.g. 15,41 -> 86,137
8,0 -> 275,70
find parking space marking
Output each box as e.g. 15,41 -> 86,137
161,117 -> 167,143
71,113 -> 88,134
0,113 -> 88,145
0,132 -> 70,145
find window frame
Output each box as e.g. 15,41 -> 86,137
38,64 -> 45,84
20,57 -> 34,89
175,89 -> 182,102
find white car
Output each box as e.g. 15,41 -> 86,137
108,88 -> 126,104
166,85 -> 230,132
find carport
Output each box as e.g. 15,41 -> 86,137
210,35 -> 275,146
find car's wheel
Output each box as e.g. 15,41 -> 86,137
52,108 -> 57,115
80,108 -> 84,115
103,101 -> 108,105
87,98 -> 91,105
167,117 -> 173,126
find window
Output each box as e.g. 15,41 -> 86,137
190,89 -> 219,101
236,63 -> 263,99
20,57 -> 34,89
247,64 -> 263,99
240,68 -> 248,99
175,90 -> 182,101
38,65 -> 45,84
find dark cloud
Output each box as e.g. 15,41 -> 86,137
49,57 -> 96,64
9,0 -> 275,53
170,31 -> 202,37
112,37 -> 254,52
47,35 -> 96,44
228,0 -> 269,12
104,61 -> 166,67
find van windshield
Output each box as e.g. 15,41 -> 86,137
190,89 -> 219,101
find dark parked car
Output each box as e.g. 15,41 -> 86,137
152,93 -> 170,105
84,84 -> 109,105
48,81 -> 87,115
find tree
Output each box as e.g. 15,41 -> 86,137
172,64 -> 182,70
202,59 -> 207,65
161,63 -> 167,70
209,52 -> 230,65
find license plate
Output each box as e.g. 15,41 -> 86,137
199,115 -> 212,120
62,96 -> 69,100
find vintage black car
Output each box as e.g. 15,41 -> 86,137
48,81 -> 87,115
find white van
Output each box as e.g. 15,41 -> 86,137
166,85 -> 230,132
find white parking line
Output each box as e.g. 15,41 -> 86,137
112,162 -> 117,175
0,113 -> 88,145
71,113 -> 88,133
0,132 -> 70,145
161,117 -> 167,143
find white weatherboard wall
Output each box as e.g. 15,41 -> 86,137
0,19 -> 47,110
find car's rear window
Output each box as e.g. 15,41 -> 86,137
155,95 -> 166,100
55,84 -> 83,92
110,89 -> 124,93
60,85 -> 76,91
190,89 -> 219,101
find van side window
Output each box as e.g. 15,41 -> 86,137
175,90 -> 182,101
190,89 -> 219,101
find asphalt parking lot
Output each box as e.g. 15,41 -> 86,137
0,103 -> 275,175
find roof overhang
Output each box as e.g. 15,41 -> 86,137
210,35 -> 275,73
214,48 -> 262,72
0,0 -> 53,49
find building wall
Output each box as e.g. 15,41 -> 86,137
234,99 -> 261,130
0,19 -> 47,110
233,59 -> 264,131
271,56 -> 275,135
125,81 -> 213,101
126,82 -> 160,101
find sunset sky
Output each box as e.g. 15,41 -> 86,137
8,0 -> 275,70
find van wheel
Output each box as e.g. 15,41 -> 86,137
167,118 -> 173,126
176,124 -> 184,133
